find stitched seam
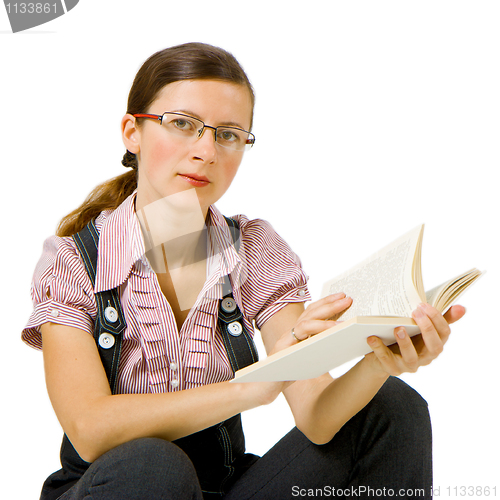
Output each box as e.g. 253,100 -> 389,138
84,226 -> 98,280
110,336 -> 123,394
242,333 -> 258,363
74,232 -> 97,285
220,323 -> 239,372
218,424 -> 235,493
225,332 -> 239,371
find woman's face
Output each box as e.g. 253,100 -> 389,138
124,80 -> 253,215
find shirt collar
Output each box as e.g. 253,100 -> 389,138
94,191 -> 147,293
94,193 -> 243,294
206,205 -> 243,280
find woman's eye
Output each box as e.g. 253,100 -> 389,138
173,119 -> 193,131
218,130 -> 240,143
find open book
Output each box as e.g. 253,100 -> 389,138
232,224 -> 483,383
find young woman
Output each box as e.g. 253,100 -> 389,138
23,42 -> 465,500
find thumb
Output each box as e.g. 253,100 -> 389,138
443,305 -> 466,324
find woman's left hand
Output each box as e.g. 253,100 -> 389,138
366,304 -> 466,376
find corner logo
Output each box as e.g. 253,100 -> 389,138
3,0 -> 79,33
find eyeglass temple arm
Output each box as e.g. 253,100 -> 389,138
133,113 -> 162,121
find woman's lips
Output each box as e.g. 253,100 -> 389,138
178,173 -> 210,187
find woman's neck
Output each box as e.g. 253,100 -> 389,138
136,189 -> 209,272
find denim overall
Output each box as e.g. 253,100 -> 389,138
40,218 -> 259,500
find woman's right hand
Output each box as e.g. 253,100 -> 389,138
266,293 -> 353,357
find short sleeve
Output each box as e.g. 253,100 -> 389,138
22,235 -> 97,350
235,216 -> 311,329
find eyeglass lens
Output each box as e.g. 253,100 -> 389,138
161,113 -> 254,151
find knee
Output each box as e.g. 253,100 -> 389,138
110,437 -> 195,472
378,376 -> 429,411
90,437 -> 202,498
369,377 -> 431,438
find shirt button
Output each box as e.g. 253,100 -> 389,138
50,309 -> 60,318
221,297 -> 237,313
228,321 -> 243,336
104,306 -> 118,323
98,333 -> 115,349
297,290 -> 306,297
169,362 -> 178,371
171,379 -> 179,388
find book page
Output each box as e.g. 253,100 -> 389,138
425,268 -> 484,312
321,225 -> 425,320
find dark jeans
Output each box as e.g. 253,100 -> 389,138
57,377 -> 433,500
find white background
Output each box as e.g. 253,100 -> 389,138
1,1 -> 499,498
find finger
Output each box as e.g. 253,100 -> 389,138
443,304 -> 466,324
412,305 -> 445,357
393,328 -> 419,372
367,336 -> 400,375
419,303 -> 452,343
293,319 -> 339,340
419,303 -> 453,341
304,293 -> 347,315
306,295 -> 352,321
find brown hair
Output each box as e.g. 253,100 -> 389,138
57,42 -> 255,237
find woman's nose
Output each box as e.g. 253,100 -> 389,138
191,127 -> 218,163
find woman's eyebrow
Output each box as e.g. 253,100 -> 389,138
220,121 -> 247,129
172,109 -> 246,130
172,108 -> 202,119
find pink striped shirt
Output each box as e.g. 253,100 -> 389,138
22,192 -> 311,394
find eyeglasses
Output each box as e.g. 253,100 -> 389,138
133,112 -> 255,152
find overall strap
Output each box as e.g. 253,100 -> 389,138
73,220 -> 127,394
219,217 -> 259,373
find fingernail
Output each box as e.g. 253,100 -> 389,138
413,308 -> 424,319
396,328 -> 406,339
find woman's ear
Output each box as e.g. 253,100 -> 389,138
121,114 -> 141,154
